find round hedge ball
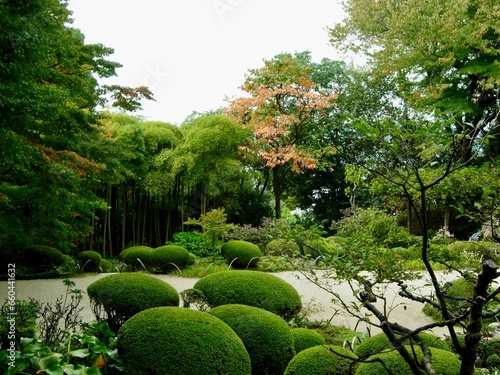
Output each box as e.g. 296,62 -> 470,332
221,240 -> 262,268
77,250 -> 102,272
193,270 -> 302,321
284,345 -> 358,375
121,246 -> 153,270
355,346 -> 460,375
290,328 -> 326,354
210,304 -> 295,375
149,245 -> 191,273
17,245 -> 65,272
87,273 -> 179,330
117,306 -> 251,375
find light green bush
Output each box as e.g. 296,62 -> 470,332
117,307 -> 251,375
193,270 -> 302,321
221,240 -> 262,268
149,245 -> 191,273
77,250 -> 102,272
291,328 -> 326,353
265,239 -> 301,257
285,345 -> 358,375
210,304 -> 295,375
121,246 -> 153,270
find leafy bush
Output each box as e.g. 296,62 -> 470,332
118,245 -> 152,261
56,255 -> 79,276
355,346 -> 460,375
266,239 -> 300,257
284,345 -> 358,375
220,240 -> 262,268
76,250 -> 102,272
290,328 -> 326,353
210,304 -> 295,375
117,306 -> 251,375
353,332 -> 449,359
87,273 -> 179,330
169,231 -> 218,258
193,270 -> 302,321
99,258 -> 113,272
16,245 -> 65,273
121,246 -> 153,270
149,245 -> 191,273
0,299 -> 38,349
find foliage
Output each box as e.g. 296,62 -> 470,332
15,245 -> 65,274
56,255 -> 80,276
184,208 -> 235,248
193,270 -> 302,321
290,328 -> 327,354
121,246 -> 153,271
210,304 -> 295,375
220,240 -> 262,268
99,259 -> 113,273
148,245 -> 191,273
77,251 -> 103,272
87,273 -> 179,331
265,239 -> 301,257
169,231 -> 213,257
0,299 -> 38,349
176,257 -> 230,278
355,346 -> 461,375
284,345 -> 359,375
117,306 -> 251,375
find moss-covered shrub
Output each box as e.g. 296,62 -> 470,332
285,345 -> 358,375
353,332 -> 449,359
99,259 -> 113,272
55,255 -> 79,276
221,240 -> 262,268
16,245 -> 65,273
193,270 -> 302,321
210,304 -> 295,375
118,245 -> 152,260
355,346 -> 460,375
149,245 -> 191,273
121,246 -> 153,270
76,250 -> 102,272
87,273 -> 179,330
117,306 -> 251,375
265,239 -> 300,257
291,328 -> 326,353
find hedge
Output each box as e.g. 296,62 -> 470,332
121,246 -> 153,270
290,328 -> 326,354
210,304 -> 295,375
221,240 -> 262,268
284,345 -> 358,375
117,307 -> 251,375
76,250 -> 102,272
193,270 -> 302,321
16,245 -> 65,273
149,245 -> 191,273
87,273 -> 179,330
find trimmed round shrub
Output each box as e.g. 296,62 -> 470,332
291,328 -> 326,353
210,304 -> 295,375
17,245 -> 65,272
77,250 -> 102,272
121,246 -> 153,270
149,245 -> 191,273
355,346 -> 460,375
221,240 -> 262,268
118,245 -> 152,260
99,259 -> 113,272
265,239 -> 300,257
193,270 -> 302,321
87,273 -> 179,330
117,306 -> 251,375
285,345 -> 358,375
354,332 -> 449,359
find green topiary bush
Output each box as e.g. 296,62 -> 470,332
99,258 -> 113,272
121,246 -> 153,270
210,304 -> 295,375
355,346 -> 460,375
193,270 -> 302,321
87,273 -> 179,330
284,345 -> 358,375
221,240 -> 262,268
265,239 -> 301,257
16,245 -> 65,273
117,306 -> 251,375
353,332 -> 449,359
149,245 -> 191,273
291,328 -> 327,354
77,250 -> 102,272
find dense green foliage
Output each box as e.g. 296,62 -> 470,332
121,246 -> 153,270
284,345 -> 358,375
355,346 -> 460,375
14,246 -> 65,275
76,250 -> 102,272
193,270 -> 302,321
266,239 -> 301,257
290,328 -> 327,353
220,240 -> 262,268
210,304 -> 295,375
117,306 -> 251,375
87,273 -> 179,330
149,245 -> 191,273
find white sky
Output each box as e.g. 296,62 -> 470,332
68,0 -> 350,124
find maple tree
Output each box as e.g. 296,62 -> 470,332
225,55 -> 337,218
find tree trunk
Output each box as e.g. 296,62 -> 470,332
121,183 -> 127,252
273,166 -> 281,219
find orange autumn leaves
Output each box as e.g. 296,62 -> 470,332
225,57 -> 337,173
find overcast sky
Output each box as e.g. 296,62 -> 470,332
68,0 -> 351,124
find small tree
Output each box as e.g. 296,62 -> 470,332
184,208 -> 235,248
